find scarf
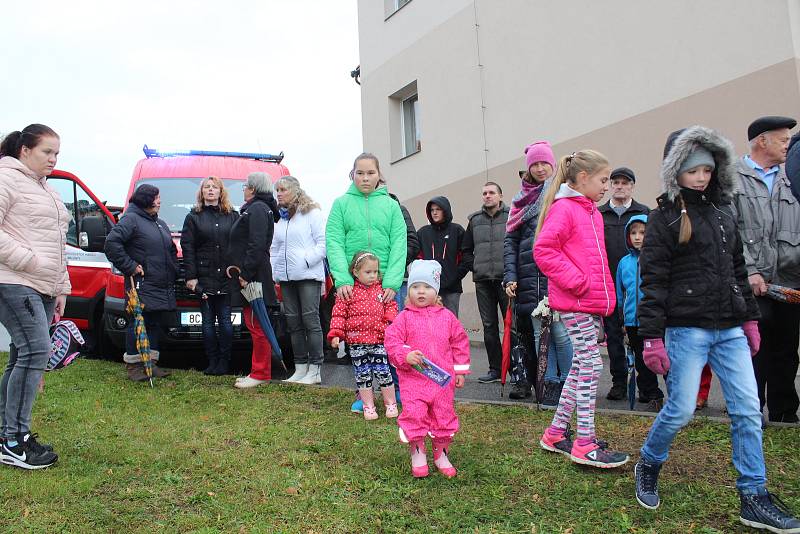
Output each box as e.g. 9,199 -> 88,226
506,178 -> 546,232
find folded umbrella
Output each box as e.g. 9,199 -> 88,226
240,281 -> 287,372
626,343 -> 636,411
500,299 -> 513,397
126,277 -> 154,388
766,283 -> 800,304
535,315 -> 551,405
532,297 -> 553,405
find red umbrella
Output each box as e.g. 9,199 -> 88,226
500,299 -> 513,396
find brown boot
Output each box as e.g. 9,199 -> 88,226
126,363 -> 150,382
150,364 -> 171,378
148,350 -> 171,378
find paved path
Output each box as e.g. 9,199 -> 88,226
316,343 -> 800,423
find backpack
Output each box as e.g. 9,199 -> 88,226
47,320 -> 85,371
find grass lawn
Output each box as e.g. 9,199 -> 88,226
0,357 -> 797,533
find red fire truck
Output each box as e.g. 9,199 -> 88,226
54,146 -> 290,356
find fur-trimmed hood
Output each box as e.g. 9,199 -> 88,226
661,125 -> 738,203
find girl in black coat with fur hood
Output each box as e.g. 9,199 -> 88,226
633,126 -> 799,532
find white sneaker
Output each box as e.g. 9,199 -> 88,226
234,376 -> 268,389
297,364 -> 321,385
284,363 -> 309,383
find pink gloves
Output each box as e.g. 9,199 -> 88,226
643,338 -> 669,375
742,320 -> 761,357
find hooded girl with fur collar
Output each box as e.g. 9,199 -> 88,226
633,127 -> 800,531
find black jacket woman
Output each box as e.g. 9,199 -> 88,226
228,172 -> 280,389
180,176 -> 239,375
105,184 -> 177,381
502,141 -> 573,403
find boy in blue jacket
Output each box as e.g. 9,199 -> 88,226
616,214 -> 665,409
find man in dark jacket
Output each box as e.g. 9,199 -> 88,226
416,196 -> 468,316
598,167 -> 650,401
462,182 -> 509,382
733,115 -> 800,423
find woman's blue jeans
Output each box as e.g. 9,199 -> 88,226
533,317 -> 574,384
640,326 -> 767,495
0,284 -> 55,438
200,293 -> 233,361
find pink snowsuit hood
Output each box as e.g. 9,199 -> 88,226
533,183 -> 615,316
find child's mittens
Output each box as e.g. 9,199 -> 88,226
643,339 -> 669,375
742,320 -> 760,357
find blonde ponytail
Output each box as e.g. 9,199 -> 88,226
678,195 -> 692,244
534,149 -> 609,238
535,154 -> 571,238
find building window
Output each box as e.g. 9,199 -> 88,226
389,81 -> 421,162
384,0 -> 412,19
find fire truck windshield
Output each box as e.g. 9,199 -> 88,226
132,178 -> 247,231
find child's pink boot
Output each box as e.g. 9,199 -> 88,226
432,437 -> 457,478
409,439 -> 429,478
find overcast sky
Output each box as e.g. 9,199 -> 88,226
2,0 -> 362,213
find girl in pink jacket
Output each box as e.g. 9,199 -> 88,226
533,150 -> 629,469
384,260 -> 470,478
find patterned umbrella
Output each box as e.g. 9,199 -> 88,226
532,297 -> 553,405
126,277 -> 154,387
766,283 -> 800,304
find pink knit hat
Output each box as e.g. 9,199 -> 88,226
524,141 -> 556,171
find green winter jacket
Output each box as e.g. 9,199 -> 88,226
326,183 -> 407,291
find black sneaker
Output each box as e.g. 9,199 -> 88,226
606,383 -> 626,400
478,371 -> 500,383
541,382 -> 562,407
1,433 -> 58,470
740,492 -> 800,533
508,382 -> 532,400
647,398 -> 664,412
634,460 -> 662,510
570,438 -> 629,468
26,433 -> 54,453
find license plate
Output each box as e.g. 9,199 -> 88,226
181,312 -> 242,326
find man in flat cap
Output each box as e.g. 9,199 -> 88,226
733,115 -> 800,423
598,167 -> 650,402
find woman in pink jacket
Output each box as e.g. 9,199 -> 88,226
384,260 -> 470,479
533,150 -> 629,469
0,124 -> 70,470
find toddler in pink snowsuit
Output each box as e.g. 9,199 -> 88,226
384,260 -> 471,478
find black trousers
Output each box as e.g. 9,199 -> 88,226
604,304 -> 628,386
626,327 -> 665,401
475,280 -> 508,374
753,297 -> 800,422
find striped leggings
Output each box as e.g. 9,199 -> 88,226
550,312 -> 602,441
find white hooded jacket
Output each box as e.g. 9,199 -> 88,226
270,207 -> 326,282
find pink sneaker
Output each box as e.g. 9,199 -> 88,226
570,439 -> 629,468
538,424 -> 573,457
385,403 -> 399,418
363,405 -> 379,420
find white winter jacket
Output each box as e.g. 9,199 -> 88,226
270,208 -> 326,282
0,157 -> 71,296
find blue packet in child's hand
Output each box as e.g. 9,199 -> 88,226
413,356 -> 452,387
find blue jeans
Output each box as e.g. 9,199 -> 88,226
394,282 -> 408,312
0,284 -> 55,438
640,326 -> 767,495
200,293 -> 233,361
533,317 -> 574,384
